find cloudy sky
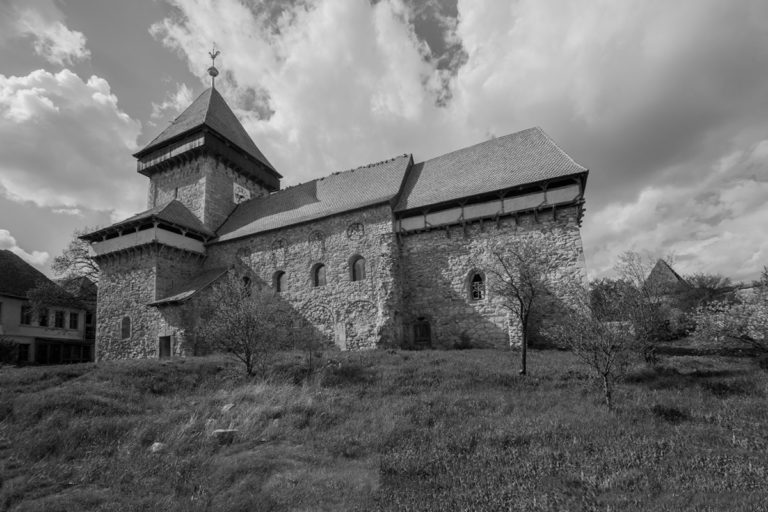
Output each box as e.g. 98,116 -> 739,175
1,0 -> 767,282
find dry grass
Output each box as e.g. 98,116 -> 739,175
1,346 -> 767,511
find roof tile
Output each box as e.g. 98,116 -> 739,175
136,88 -> 276,173
0,250 -> 54,298
395,127 -> 587,211
215,154 -> 412,242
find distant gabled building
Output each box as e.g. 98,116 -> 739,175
0,250 -> 91,364
646,259 -> 690,298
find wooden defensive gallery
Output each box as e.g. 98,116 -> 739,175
81,77 -> 589,360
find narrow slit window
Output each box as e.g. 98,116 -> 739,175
313,264 -> 326,287
121,317 -> 131,339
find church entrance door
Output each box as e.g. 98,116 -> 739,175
159,336 -> 171,358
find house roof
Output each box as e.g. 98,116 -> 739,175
81,200 -> 215,241
647,259 -> 689,290
135,88 -> 277,174
215,154 -> 412,242
395,127 -> 587,212
0,250 -> 53,298
148,267 -> 229,306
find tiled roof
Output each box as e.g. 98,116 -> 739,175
82,200 -> 215,240
395,127 -> 587,212
148,267 -> 228,306
0,250 -> 53,298
215,154 -> 412,242
135,88 -> 277,173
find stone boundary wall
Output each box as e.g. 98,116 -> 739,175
205,204 -> 401,350
399,205 -> 586,349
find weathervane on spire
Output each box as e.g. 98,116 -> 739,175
208,46 -> 220,89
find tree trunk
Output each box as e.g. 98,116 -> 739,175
520,332 -> 527,375
602,374 -> 613,410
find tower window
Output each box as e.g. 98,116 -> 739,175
349,255 -> 366,282
312,264 -> 326,287
273,271 -> 287,292
469,272 -> 486,301
121,317 -> 131,339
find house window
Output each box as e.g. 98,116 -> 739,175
0,302 -> 2,324
470,272 -> 486,301
312,264 -> 326,287
54,310 -> 65,328
349,255 -> 366,282
273,271 -> 286,292
20,305 -> 32,325
69,312 -> 79,330
121,317 -> 131,339
39,308 -> 49,327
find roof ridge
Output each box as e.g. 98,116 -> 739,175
414,127 -> 540,166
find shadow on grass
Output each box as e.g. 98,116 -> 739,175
625,366 -> 761,398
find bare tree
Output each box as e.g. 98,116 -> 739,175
54,228 -> 101,284
614,251 -> 677,363
545,286 -> 636,409
487,235 -> 561,375
196,273 -> 291,376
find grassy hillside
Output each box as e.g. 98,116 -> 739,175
1,348 -> 767,511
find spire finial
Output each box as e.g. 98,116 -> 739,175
208,46 -> 220,89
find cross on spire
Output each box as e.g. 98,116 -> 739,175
208,46 -> 220,89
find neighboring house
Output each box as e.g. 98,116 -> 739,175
646,259 -> 690,298
81,85 -> 590,361
0,250 -> 91,364
57,275 -> 97,342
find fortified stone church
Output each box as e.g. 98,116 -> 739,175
82,84 -> 589,360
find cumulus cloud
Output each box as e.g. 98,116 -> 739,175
3,0 -> 91,65
150,82 -> 193,120
0,69 -> 145,218
149,0 -> 768,280
0,229 -> 49,268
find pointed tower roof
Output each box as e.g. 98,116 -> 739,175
134,88 -> 277,174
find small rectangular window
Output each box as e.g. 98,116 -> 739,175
54,310 -> 65,328
39,308 -> 49,327
20,305 -> 32,325
69,312 -> 79,330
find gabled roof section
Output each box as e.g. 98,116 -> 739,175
0,250 -> 54,298
395,127 -> 588,212
148,267 -> 228,306
646,259 -> 689,292
81,200 -> 215,241
135,88 -> 277,173
215,154 -> 412,242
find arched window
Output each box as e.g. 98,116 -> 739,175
312,264 -> 326,287
349,255 -> 366,282
121,317 -> 131,339
469,272 -> 485,301
273,270 -> 286,292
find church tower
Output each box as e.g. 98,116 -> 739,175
82,52 -> 283,360
133,57 -> 281,231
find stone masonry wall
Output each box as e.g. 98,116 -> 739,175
148,154 -> 270,231
400,205 -> 586,349
205,204 -> 401,350
95,245 -> 203,360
